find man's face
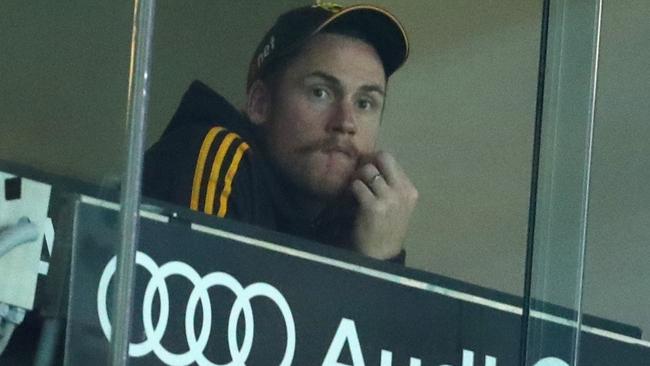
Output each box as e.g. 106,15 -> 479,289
256,33 -> 386,199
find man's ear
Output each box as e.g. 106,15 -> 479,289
246,80 -> 270,126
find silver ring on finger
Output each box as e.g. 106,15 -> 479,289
370,173 -> 383,185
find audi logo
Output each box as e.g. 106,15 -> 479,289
96,251 -> 296,366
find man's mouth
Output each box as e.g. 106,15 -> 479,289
320,140 -> 358,159
323,147 -> 353,159
296,139 -> 360,169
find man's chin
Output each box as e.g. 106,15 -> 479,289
282,157 -> 355,200
314,183 -> 347,199
302,174 -> 350,200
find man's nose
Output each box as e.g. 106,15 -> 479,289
328,100 -> 357,134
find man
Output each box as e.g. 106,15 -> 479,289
144,2 -> 418,263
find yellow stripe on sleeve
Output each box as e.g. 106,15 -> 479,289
191,127 -> 223,210
217,142 -> 250,218
204,132 -> 239,215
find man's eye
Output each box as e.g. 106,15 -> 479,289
311,87 -> 329,99
357,99 -> 374,110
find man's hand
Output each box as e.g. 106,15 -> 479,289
350,151 -> 418,260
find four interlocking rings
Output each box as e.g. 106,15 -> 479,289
97,251 -> 296,366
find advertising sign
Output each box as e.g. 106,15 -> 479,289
66,196 -> 650,365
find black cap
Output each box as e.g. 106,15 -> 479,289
246,2 -> 409,91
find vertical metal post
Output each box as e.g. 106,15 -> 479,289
110,0 -> 156,365
519,0 -> 551,364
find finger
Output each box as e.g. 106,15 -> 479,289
350,178 -> 375,206
373,151 -> 404,186
358,163 -> 389,196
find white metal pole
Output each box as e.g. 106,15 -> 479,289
110,0 -> 156,364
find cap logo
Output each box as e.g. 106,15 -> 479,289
312,1 -> 343,13
256,35 -> 276,68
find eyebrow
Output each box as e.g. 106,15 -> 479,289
305,71 -> 386,97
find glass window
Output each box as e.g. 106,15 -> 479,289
9,1 -> 624,365
582,0 -> 650,354
0,2 -> 135,365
